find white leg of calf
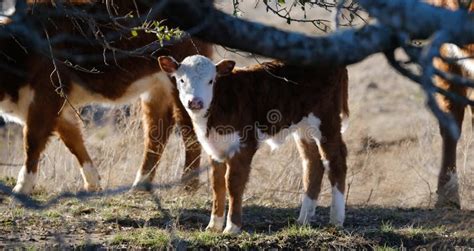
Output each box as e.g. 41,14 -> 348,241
131,170 -> 152,191
223,215 -> 241,234
297,194 -> 317,225
12,166 -> 37,195
206,214 -> 225,232
330,185 -> 345,227
80,162 -> 101,192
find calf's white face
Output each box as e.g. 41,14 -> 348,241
158,55 -> 235,115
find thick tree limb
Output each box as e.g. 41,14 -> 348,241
161,0 -> 397,66
160,0 -> 474,66
357,0 -> 474,45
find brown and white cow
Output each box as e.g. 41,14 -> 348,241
0,0 -> 210,194
159,55 -> 349,233
430,0 -> 474,208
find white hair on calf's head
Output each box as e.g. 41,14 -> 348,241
175,55 -> 217,114
158,55 -> 235,115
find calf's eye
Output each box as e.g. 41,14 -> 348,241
180,79 -> 185,83
208,80 -> 213,85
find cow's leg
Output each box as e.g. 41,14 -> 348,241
318,131 -> 347,227
436,106 -> 465,208
223,145 -> 256,234
434,72 -> 467,208
174,98 -> 201,192
13,108 -> 56,195
470,90 -> 474,131
55,114 -> 100,192
293,136 -> 325,225
132,86 -> 174,191
206,159 -> 226,232
471,105 -> 474,131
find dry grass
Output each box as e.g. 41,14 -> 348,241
0,1 -> 473,249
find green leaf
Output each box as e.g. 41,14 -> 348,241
131,30 -> 138,37
278,0 -> 285,4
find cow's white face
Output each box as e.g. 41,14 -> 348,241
158,55 -> 235,116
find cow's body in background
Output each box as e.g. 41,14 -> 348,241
0,0 -> 210,194
430,0 -> 474,208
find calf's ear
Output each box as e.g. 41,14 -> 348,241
216,59 -> 236,76
158,56 -> 180,74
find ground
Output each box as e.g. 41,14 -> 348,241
0,1 -> 473,250
1,189 -> 473,249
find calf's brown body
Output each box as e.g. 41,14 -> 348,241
160,56 -> 349,233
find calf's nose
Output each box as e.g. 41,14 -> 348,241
188,98 -> 204,111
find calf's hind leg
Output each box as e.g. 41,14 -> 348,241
13,106 -> 56,194
55,114 -> 101,192
132,87 -> 174,191
173,95 -> 201,192
318,132 -> 347,227
133,84 -> 202,192
293,136 -> 325,225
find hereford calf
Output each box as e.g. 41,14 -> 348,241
159,55 -> 349,233
430,0 -> 474,208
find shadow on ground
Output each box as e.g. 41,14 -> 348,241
0,186 -> 472,249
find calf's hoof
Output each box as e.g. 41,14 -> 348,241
12,183 -> 34,195
12,167 -> 37,195
435,183 -> 461,209
297,195 -> 316,225
131,171 -> 153,192
206,215 -> 225,232
130,182 -> 153,193
84,183 -> 102,193
435,193 -> 461,209
223,222 -> 241,234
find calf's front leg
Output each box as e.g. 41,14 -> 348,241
223,145 -> 256,234
55,115 -> 101,192
206,159 -> 227,232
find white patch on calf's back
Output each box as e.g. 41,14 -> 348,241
290,113 -> 322,147
0,86 -> 35,124
261,113 -> 322,151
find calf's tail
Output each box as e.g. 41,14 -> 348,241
340,68 -> 350,134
